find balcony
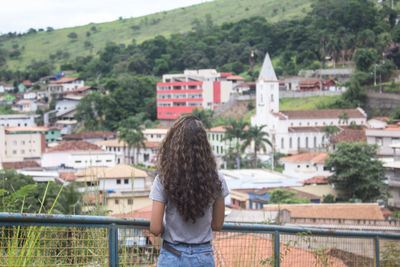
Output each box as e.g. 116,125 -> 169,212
1,213 -> 400,266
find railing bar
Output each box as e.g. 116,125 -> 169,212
274,230 -> 280,267
1,213 -> 400,240
375,236 -> 380,267
0,222 -> 110,228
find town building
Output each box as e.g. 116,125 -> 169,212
5,126 -> 61,143
48,77 -> 84,92
366,124 -> 400,158
75,164 -> 153,214
63,131 -> 117,143
0,126 -> 45,163
95,139 -> 133,164
142,128 -> 168,142
383,161 -> 400,209
280,152 -> 332,179
251,53 -> 367,154
0,114 -> 39,127
156,69 -> 235,120
41,140 -> 115,169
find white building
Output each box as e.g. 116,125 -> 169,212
251,53 -> 367,154
142,128 -> 168,142
55,98 -> 80,115
24,91 -> 37,100
95,139 -> 133,164
49,77 -> 84,93
12,100 -> 38,113
0,114 -> 39,127
41,140 -> 115,169
366,124 -> 400,158
280,152 -> 332,179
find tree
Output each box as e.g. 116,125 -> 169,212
325,142 -> 387,202
321,126 -> 340,148
118,113 -> 147,164
67,32 -> 78,39
269,189 -> 310,204
74,92 -> 105,130
224,119 -> 248,169
241,125 -> 272,168
338,112 -> 349,125
54,184 -> 82,215
353,48 -> 377,72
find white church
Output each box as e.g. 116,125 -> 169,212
251,53 -> 367,154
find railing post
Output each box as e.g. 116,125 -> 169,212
273,230 -> 280,267
109,223 -> 119,267
374,236 -> 380,267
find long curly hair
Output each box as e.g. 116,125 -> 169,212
157,115 -> 222,223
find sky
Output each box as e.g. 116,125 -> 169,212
0,0 -> 211,34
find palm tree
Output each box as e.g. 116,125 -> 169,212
242,125 -> 272,168
118,114 -> 147,164
338,112 -> 349,125
223,119 -> 248,169
321,126 -> 340,150
54,184 -> 83,215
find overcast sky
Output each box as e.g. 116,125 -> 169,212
0,0 -> 211,34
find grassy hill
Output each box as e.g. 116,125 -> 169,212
1,0 -> 312,70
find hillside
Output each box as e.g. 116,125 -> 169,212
0,0 -> 312,70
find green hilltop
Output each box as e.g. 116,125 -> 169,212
0,0 -> 312,70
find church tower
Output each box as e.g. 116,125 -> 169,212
252,52 -> 279,127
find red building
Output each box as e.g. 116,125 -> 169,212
157,70 -> 240,120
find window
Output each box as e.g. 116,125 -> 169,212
221,146 -> 224,154
115,199 -> 119,204
21,150 -> 25,154
314,136 -> 317,147
106,160 -> 112,162
75,160 -> 82,163
12,150 -> 16,155
281,138 -> 284,149
289,137 -> 292,148
95,160 -> 101,163
21,141 -> 25,145
306,165 -> 310,168
124,179 -> 129,184
297,137 -> 300,148
271,94 -> 274,102
128,199 -> 133,205
376,137 -> 383,146
305,137 -> 309,148
116,179 -> 121,184
12,140 -> 17,146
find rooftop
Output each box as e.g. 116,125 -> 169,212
302,176 -> 329,185
208,125 -> 227,133
47,140 -> 102,152
50,77 -> 79,84
263,203 -> 384,221
1,161 -> 40,169
331,129 -> 366,143
63,131 -> 116,140
112,205 -> 152,219
59,172 -> 77,181
280,109 -> 366,119
280,152 -> 329,164
95,139 -> 127,148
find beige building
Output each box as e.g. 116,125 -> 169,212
0,126 -> 44,163
75,164 -> 153,214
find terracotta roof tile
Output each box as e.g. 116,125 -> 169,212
47,140 -> 102,152
113,205 -> 152,219
5,126 -> 49,132
263,203 -> 384,220
331,129 -> 366,143
212,233 -> 346,267
288,126 -> 326,132
280,152 -> 329,164
302,176 -> 329,185
272,112 -> 287,120
50,77 -> 79,84
226,75 -> 245,80
63,131 -> 116,140
95,139 -> 127,147
1,161 -> 40,169
144,141 -> 160,149
208,126 -> 227,132
59,172 -> 77,181
281,109 -> 366,119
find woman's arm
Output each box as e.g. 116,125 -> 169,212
150,200 -> 165,236
211,198 -> 225,231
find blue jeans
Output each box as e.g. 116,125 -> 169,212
157,242 -> 215,267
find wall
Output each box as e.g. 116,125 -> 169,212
282,161 -> 332,179
279,91 -> 341,98
366,91 -> 400,115
3,130 -> 43,162
99,177 -> 145,192
41,151 -> 115,168
0,115 -> 37,127
105,195 -> 152,215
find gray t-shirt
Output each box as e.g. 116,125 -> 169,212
149,173 -> 229,244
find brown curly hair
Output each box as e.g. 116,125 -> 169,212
157,115 -> 222,223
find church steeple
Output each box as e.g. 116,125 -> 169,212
258,52 -> 277,81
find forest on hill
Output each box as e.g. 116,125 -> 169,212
0,0 -> 312,70
1,0 -> 400,130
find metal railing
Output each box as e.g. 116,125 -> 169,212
1,212 -> 400,266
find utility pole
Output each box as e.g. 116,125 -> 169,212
374,64 -> 377,86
